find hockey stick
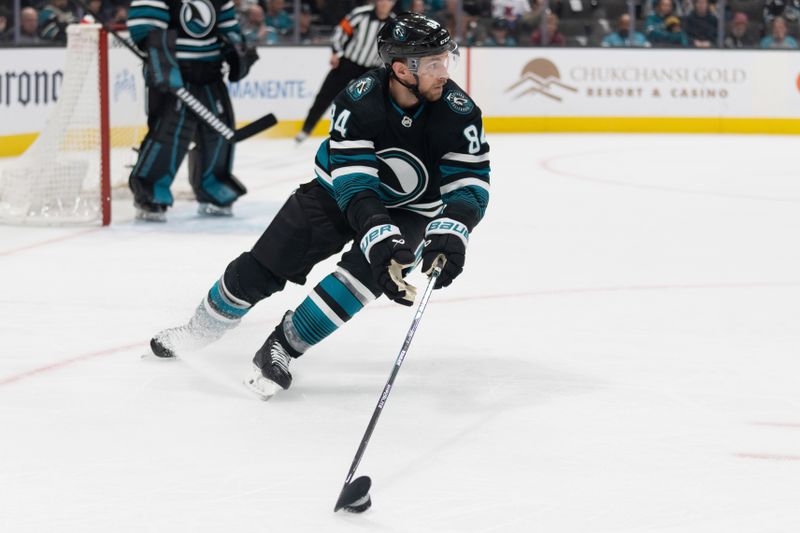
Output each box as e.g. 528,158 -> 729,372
71,0 -> 277,142
334,256 -> 445,513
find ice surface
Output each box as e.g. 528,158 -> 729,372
1,135 -> 799,532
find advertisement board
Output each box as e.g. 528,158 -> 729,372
470,48 -> 800,118
2,44 -> 799,154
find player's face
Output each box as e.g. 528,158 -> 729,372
416,51 -> 458,101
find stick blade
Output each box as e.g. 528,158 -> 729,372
232,113 -> 278,142
334,476 -> 372,513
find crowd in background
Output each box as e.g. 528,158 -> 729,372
1,0 -> 798,49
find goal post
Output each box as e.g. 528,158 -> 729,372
0,23 -> 147,226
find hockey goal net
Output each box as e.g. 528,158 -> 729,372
0,23 -> 148,226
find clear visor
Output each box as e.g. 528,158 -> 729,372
416,49 -> 460,78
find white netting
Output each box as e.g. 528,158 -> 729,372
0,24 -> 148,225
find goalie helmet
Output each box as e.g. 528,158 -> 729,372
377,12 -> 457,71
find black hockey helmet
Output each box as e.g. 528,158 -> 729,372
377,12 -> 457,71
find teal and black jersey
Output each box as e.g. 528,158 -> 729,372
127,0 -> 241,64
313,68 -> 490,231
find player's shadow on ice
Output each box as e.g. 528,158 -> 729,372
286,354 -> 599,414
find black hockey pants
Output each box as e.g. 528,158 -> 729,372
244,180 -> 428,301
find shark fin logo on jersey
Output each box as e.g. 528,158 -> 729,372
444,90 -> 474,115
376,148 -> 429,207
346,76 -> 375,102
180,0 -> 216,38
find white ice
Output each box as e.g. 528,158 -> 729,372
1,134 -> 799,533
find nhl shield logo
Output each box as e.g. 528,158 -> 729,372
401,116 -> 412,127
180,0 -> 216,38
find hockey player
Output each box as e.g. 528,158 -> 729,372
295,0 -> 396,144
149,12 -> 490,400
127,0 -> 257,221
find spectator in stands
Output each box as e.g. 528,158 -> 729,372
724,12 -> 754,48
265,0 -> 294,36
763,0 -> 800,34
483,16 -> 517,45
602,13 -> 649,47
760,16 -> 799,48
19,7 -> 41,44
646,0 -> 689,47
81,0 -> 103,22
242,4 -> 279,44
409,0 -> 428,14
648,0 -> 708,17
492,0 -> 531,32
684,0 -> 717,47
530,12 -> 565,45
518,0 -> 545,38
111,5 -> 128,24
0,7 -> 10,43
402,0 -> 446,15
298,3 -> 322,43
38,0 -> 77,42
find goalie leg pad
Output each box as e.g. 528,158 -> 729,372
188,80 -> 245,207
129,91 -> 195,207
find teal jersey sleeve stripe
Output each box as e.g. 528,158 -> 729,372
330,153 -> 378,164
176,43 -> 222,52
442,185 -> 490,224
128,6 -> 170,21
218,8 -> 237,21
129,25 -> 151,43
333,174 -> 381,212
439,164 -> 491,177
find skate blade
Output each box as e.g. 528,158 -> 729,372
243,365 -> 281,401
141,351 -> 178,360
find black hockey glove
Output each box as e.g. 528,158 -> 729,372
360,223 -> 417,306
145,29 -> 183,92
219,32 -> 259,82
421,217 -> 469,289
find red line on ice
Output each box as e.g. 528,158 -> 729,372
2,280 -> 799,387
0,342 -> 142,386
0,227 -> 103,257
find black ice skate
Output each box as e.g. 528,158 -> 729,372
244,320 -> 300,400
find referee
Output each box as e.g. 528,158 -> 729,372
295,0 -> 396,143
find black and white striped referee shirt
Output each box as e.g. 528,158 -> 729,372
331,5 -> 395,68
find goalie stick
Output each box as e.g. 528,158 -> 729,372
334,256 -> 446,513
71,0 -> 277,142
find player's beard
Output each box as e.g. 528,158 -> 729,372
420,81 -> 446,102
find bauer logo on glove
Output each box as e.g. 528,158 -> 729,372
360,223 -> 417,306
421,217 -> 469,289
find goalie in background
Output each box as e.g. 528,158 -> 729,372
148,13 -> 490,401
126,0 -> 258,222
